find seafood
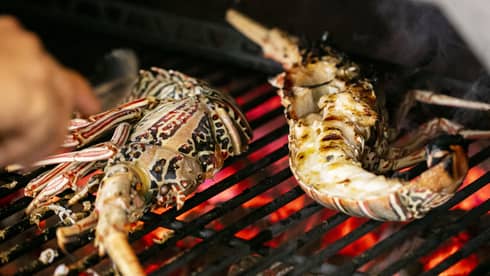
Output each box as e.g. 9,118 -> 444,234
20,67 -> 252,275
226,9 -> 490,221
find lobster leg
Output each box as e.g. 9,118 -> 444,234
388,117 -> 490,159
62,97 -> 157,148
67,173 -> 103,206
29,143 -> 118,167
368,148 -> 426,173
56,212 -> 98,251
395,89 -> 490,131
25,123 -> 132,214
26,162 -> 97,214
27,122 -> 132,168
372,116 -> 490,173
68,118 -> 90,131
24,163 -> 73,197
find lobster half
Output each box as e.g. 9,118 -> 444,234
17,68 -> 252,275
226,9 -> 490,221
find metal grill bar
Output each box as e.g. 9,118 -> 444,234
56,144 -> 289,274
18,126 -> 287,274
200,203 -> 325,276
0,197 -> 31,221
151,185 -> 303,275
0,222 -> 58,266
470,262 -> 490,276
335,170 -> 490,275
0,5 -> 488,272
240,89 -> 276,112
379,199 -> 490,276
290,220 -> 383,276
0,64 -> 278,274
239,213 -> 350,275
421,226 -> 490,276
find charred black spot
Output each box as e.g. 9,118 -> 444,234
324,115 -> 341,121
326,155 -> 334,162
320,145 -> 336,151
322,133 -> 343,141
341,178 -> 351,185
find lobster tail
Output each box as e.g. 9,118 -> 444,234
296,136 -> 469,221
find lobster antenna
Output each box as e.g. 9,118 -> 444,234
226,9 -> 270,48
226,9 -> 301,69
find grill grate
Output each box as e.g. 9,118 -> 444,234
1,2 -> 490,275
0,54 -> 488,275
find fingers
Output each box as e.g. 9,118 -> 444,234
0,16 -> 22,30
0,19 -> 101,166
64,69 -> 101,116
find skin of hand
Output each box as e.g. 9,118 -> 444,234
0,16 -> 101,167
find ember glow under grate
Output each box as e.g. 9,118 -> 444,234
0,56 -> 488,275
1,1 -> 490,275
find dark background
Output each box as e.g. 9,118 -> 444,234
2,0 -> 490,131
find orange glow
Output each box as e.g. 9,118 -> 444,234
245,96 -> 282,122
454,166 -> 488,211
421,232 -> 478,275
269,196 -> 305,223
235,225 -> 261,240
321,217 -> 386,256
176,237 -> 202,248
76,170 -> 103,188
247,135 -> 288,163
141,226 -> 174,247
235,84 -> 273,106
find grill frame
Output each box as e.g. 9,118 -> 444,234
1,1 -> 489,275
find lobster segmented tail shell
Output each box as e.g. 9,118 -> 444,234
296,142 -> 468,221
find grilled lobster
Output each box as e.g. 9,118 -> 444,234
18,67 -> 252,275
226,9 -> 490,221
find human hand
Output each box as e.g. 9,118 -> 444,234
0,16 -> 101,167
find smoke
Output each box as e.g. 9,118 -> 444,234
369,0 -> 489,131
452,73 -> 490,130
371,0 -> 484,81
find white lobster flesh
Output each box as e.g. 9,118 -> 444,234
226,9 -> 490,221
19,68 -> 252,275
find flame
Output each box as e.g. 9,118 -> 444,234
421,232 -> 478,275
